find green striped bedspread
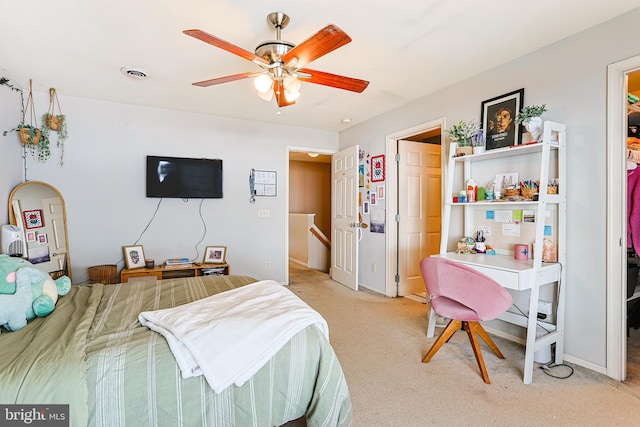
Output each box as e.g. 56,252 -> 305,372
0,275 -> 352,427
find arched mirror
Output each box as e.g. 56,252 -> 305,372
8,181 -> 72,281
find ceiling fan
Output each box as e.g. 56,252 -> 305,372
183,12 -> 369,107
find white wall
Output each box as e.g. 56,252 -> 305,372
0,91 -> 338,284
340,8 -> 640,371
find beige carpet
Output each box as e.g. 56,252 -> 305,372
288,263 -> 640,426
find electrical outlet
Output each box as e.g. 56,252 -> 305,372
371,263 -> 376,272
264,261 -> 271,269
538,300 -> 552,317
258,209 -> 270,218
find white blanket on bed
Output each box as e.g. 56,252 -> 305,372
138,280 -> 328,393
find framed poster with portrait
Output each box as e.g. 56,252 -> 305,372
123,245 -> 146,269
481,88 -> 524,150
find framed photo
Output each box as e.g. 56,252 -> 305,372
204,246 -> 227,264
123,245 -> 146,269
370,155 -> 385,182
370,191 -> 377,206
363,201 -> 370,214
377,185 -> 385,200
359,164 -> 365,187
37,233 -> 47,244
481,88 -> 524,150
26,231 -> 36,242
23,209 -> 44,229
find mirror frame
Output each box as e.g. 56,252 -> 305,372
8,181 -> 72,282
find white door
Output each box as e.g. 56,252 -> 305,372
397,140 -> 441,296
331,145 -> 359,290
42,197 -> 67,273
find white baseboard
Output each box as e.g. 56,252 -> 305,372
484,326 -> 608,377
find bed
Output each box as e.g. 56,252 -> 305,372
0,275 -> 352,427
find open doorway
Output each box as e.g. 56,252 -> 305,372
625,70 -> 640,383
287,150 -> 332,284
606,55 -> 640,382
385,118 -> 445,297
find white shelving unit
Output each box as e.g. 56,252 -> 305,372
430,121 -> 566,384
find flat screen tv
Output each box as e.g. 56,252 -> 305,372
146,156 -> 223,199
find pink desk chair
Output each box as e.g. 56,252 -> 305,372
420,257 -> 513,384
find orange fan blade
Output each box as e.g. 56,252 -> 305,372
192,72 -> 255,87
274,80 -> 296,107
297,68 -> 369,93
184,29 -> 269,65
283,25 -> 351,68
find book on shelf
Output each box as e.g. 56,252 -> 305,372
165,258 -> 191,267
164,263 -> 193,269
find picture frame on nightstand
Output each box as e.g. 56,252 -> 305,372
123,245 -> 146,269
204,246 -> 226,264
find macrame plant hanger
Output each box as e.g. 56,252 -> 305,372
19,79 -> 41,145
46,87 -> 64,130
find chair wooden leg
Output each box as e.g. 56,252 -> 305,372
471,322 -> 505,359
464,321 -> 491,384
422,319 -> 461,363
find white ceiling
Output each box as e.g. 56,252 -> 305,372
2,1 -> 639,132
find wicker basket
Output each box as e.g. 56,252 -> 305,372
88,264 -> 118,284
504,187 -> 521,197
521,187 -> 537,200
547,186 -> 558,194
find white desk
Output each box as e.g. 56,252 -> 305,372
428,253 -> 564,384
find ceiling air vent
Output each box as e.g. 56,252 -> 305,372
120,66 -> 150,80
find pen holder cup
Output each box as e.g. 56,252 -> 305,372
521,187 -> 537,200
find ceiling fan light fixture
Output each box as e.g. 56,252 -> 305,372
284,89 -> 300,102
283,75 -> 301,93
257,90 -> 274,102
254,74 -> 273,93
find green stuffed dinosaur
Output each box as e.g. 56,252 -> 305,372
0,254 -> 71,332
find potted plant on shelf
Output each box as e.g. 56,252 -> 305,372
471,128 -> 485,154
515,104 -> 547,142
446,119 -> 480,156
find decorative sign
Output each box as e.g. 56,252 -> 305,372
23,209 -> 44,229
370,155 -> 385,182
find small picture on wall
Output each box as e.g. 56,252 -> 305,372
370,155 -> 385,182
359,164 -> 365,187
370,192 -> 377,206
23,209 -> 44,229
377,185 -> 385,200
26,231 -> 36,242
37,233 -> 47,244
370,209 -> 385,233
363,201 -> 370,214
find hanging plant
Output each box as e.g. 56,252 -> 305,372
41,87 -> 68,166
1,78 -> 52,163
1,77 -> 25,137
20,80 -> 51,162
